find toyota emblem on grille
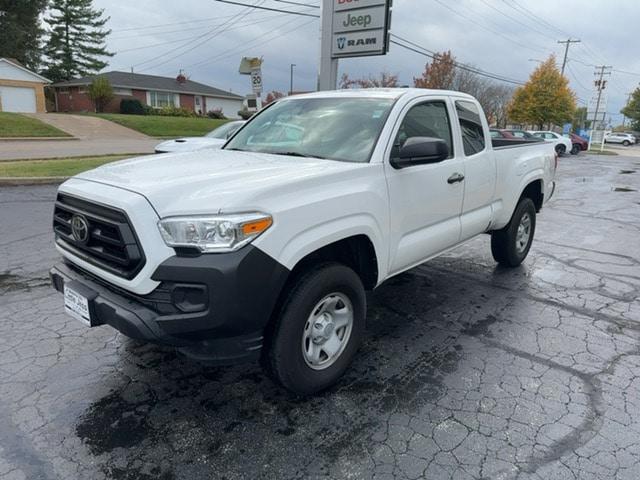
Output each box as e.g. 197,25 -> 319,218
71,215 -> 89,243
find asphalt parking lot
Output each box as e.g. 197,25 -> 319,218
1,152 -> 640,480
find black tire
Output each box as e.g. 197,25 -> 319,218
623,140 -> 630,146
491,197 -> 536,267
555,144 -> 566,155
570,144 -> 580,155
265,263 -> 366,396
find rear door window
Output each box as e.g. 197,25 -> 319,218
455,100 -> 485,156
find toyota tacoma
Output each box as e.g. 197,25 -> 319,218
50,89 -> 556,395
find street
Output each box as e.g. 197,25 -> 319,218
1,152 -> 639,480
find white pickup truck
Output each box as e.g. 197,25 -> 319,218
50,89 -> 556,395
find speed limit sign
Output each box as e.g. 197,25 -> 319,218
250,69 -> 262,94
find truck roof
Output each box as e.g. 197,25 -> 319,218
287,88 -> 477,102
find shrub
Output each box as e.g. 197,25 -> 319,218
207,109 -> 226,119
156,106 -> 197,117
87,76 -> 114,113
120,98 -> 145,115
237,108 -> 254,120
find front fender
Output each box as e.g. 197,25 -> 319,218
254,213 -> 387,284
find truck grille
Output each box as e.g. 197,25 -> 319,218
53,193 -> 145,279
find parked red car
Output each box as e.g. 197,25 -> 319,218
569,133 -> 588,154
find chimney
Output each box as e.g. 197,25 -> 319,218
176,71 -> 187,84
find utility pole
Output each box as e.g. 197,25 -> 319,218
588,65 -> 612,150
557,39 -> 581,76
622,91 -> 632,128
289,63 -> 296,95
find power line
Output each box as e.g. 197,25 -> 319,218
174,15 -> 314,73
212,0 -> 319,17
272,0 -> 319,8
390,34 -> 525,85
429,0 -> 549,55
115,15 -> 281,54
135,1 -> 260,70
476,0 -> 555,40
110,13 -> 250,33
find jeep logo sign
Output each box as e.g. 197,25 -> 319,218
332,5 -> 386,34
330,0 -> 390,59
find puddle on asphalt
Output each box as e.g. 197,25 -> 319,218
619,170 -> 636,174
612,186 -> 637,192
0,272 -> 50,292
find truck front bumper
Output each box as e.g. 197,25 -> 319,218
50,246 -> 289,365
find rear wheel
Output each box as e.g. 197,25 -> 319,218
491,197 -> 536,267
265,263 -> 366,396
555,144 -> 566,155
570,144 -> 580,155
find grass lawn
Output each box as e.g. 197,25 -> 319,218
0,155 -> 133,177
95,113 -> 228,137
0,112 -> 71,138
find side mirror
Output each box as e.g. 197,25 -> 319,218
391,137 -> 449,169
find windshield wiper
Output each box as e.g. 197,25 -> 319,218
269,151 -> 325,159
225,147 -> 246,152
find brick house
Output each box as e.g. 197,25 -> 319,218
51,71 -> 244,118
0,58 -> 50,113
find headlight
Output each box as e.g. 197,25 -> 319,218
158,213 -> 272,253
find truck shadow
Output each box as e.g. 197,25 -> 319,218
73,259 -> 524,478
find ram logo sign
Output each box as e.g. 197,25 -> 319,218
331,30 -> 385,57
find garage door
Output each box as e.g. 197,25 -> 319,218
0,86 -> 37,113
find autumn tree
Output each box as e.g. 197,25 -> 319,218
339,71 -> 398,88
508,55 -> 576,129
621,87 -> 640,131
414,51 -> 456,89
264,90 -> 285,105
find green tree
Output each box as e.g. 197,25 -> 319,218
43,0 -> 113,82
621,87 -> 640,131
0,0 -> 48,70
508,56 -> 576,129
571,106 -> 590,131
87,75 -> 113,112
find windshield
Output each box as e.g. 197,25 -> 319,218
223,97 -> 395,162
206,121 -> 243,139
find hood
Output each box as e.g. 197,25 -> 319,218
73,149 -> 370,216
155,137 -> 225,152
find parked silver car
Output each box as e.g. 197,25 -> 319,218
604,132 -> 636,146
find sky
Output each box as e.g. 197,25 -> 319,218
96,0 -> 640,125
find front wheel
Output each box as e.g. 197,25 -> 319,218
265,263 -> 366,396
623,140 -> 631,146
491,197 -> 536,267
555,144 -> 566,155
570,144 -> 580,155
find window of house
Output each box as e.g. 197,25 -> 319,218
114,88 -> 132,96
148,91 -> 175,108
392,101 -> 454,159
456,100 -> 486,156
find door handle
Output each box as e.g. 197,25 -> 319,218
447,173 -> 465,184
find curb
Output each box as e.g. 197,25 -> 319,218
0,176 -> 68,186
0,137 -> 76,141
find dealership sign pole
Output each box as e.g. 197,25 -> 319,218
318,0 -> 392,91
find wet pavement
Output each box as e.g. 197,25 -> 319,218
1,153 -> 640,480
